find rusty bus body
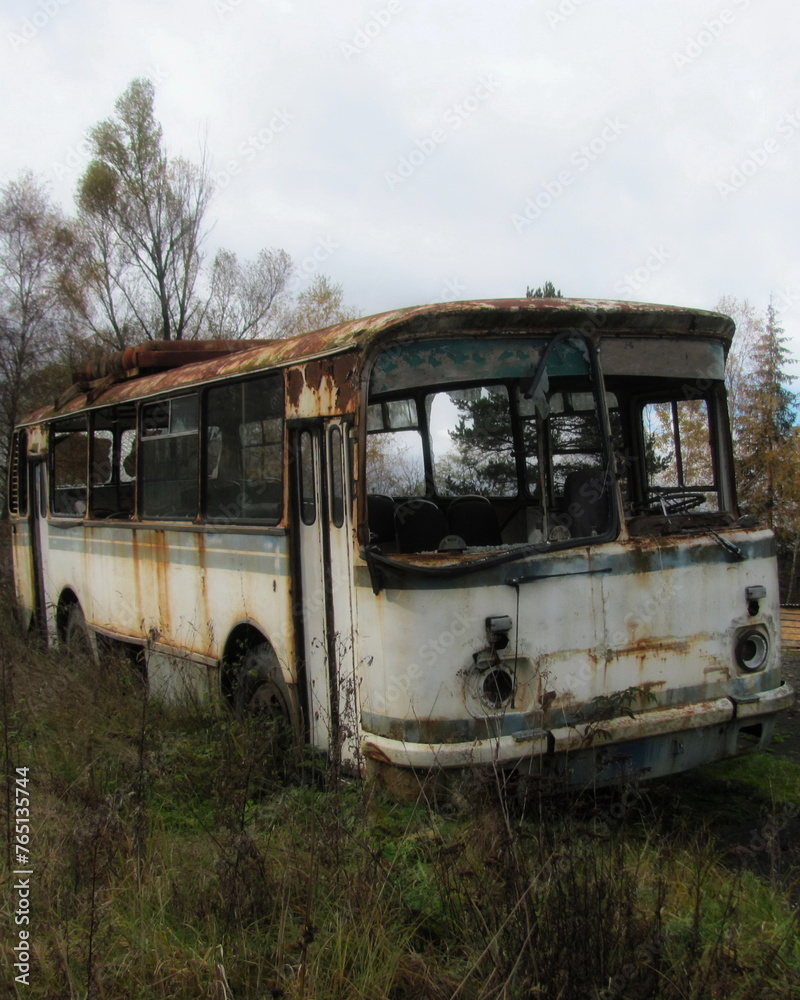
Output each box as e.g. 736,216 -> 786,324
8,299 -> 794,787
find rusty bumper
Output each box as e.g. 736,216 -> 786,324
362,684 -> 795,781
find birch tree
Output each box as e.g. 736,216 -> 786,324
205,247 -> 293,340
74,78 -> 212,344
0,173 -> 73,479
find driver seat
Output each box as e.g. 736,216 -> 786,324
563,468 -> 610,538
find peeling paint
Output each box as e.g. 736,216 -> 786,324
19,298 -> 734,424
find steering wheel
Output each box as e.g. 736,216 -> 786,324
638,489 -> 706,515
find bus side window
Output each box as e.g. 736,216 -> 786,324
52,417 -> 89,517
205,374 -> 284,524
120,428 -> 137,483
365,399 -> 425,497
140,395 -> 199,520
329,424 -> 345,528
298,430 -> 316,525
90,405 -> 136,518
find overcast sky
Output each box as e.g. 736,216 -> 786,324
2,0 -> 799,358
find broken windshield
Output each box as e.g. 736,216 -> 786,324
365,333 -> 615,556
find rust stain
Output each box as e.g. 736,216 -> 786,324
541,689 -> 557,712
703,664 -> 731,680
382,551 -> 490,567
286,368 -> 305,409
19,298 -> 734,422
303,359 -> 325,393
130,531 -> 142,616
196,532 -> 211,653
150,531 -> 171,638
640,679 -> 667,693
285,355 -> 358,414
331,354 -> 358,409
611,637 -> 692,658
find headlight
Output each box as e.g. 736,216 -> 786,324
735,629 -> 769,672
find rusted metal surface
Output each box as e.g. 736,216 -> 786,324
27,424 -> 47,455
285,354 -> 360,417
77,339 -> 276,382
20,298 -> 734,424
355,525 -> 790,780
33,520 -> 297,689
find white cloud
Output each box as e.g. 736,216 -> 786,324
1,0 -> 798,345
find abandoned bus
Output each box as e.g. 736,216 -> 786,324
7,299 -> 794,787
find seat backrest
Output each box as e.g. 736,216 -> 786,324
395,499 -> 449,553
367,494 -> 396,546
448,495 -> 502,547
562,468 -> 610,538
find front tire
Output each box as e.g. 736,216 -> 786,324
234,643 -> 296,731
233,642 -> 300,783
64,603 -> 98,662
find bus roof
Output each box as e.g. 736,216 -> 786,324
23,298 -> 734,423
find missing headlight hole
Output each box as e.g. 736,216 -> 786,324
483,668 -> 514,708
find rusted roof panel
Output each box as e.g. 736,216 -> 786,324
22,298 -> 735,422
78,338 -> 277,381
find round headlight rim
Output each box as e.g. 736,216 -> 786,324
735,628 -> 770,673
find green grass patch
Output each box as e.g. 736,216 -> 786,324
1,595 -> 799,999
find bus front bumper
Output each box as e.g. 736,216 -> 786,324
361,684 -> 795,785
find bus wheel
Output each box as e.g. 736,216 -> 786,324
234,643 -> 294,732
65,603 -> 98,662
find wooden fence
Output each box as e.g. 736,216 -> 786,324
780,606 -> 800,649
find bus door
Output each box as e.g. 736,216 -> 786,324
293,420 -> 357,765
30,460 -> 50,634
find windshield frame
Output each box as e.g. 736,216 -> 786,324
360,328 -> 619,587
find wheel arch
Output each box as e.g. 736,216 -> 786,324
55,587 -> 82,641
220,621 -> 303,737
220,621 -> 292,707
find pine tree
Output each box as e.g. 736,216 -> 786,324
735,300 -> 797,529
526,281 -> 562,299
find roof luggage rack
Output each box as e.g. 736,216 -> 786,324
75,338 -> 275,383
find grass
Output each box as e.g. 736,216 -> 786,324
1,600 -> 799,999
